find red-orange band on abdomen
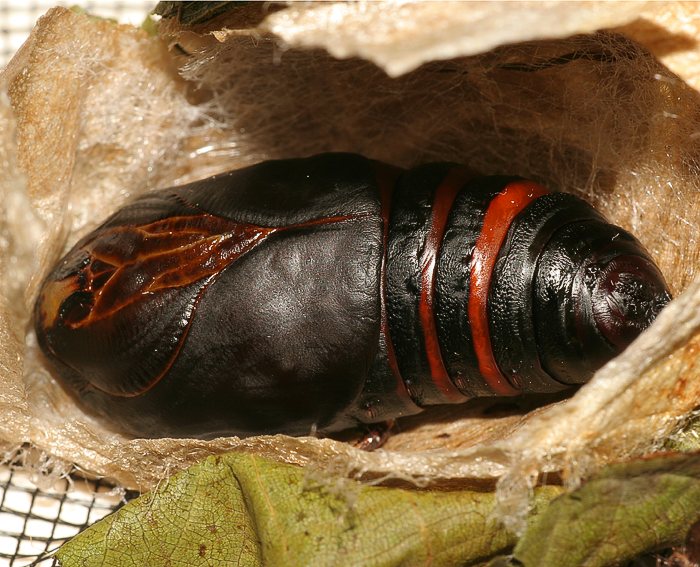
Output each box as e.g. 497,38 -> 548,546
468,180 -> 549,396
418,167 -> 476,404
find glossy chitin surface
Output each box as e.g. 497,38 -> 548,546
34,154 -> 671,438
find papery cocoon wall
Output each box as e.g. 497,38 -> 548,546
0,2 -> 698,502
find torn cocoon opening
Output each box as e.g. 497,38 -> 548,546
0,4 -> 698,527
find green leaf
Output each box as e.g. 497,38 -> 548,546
56,452 -> 559,567
513,453 -> 700,567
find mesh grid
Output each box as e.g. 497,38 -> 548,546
0,465 -> 138,566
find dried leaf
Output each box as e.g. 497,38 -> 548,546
513,453 -> 700,566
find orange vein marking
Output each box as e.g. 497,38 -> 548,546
74,211 -> 366,397
71,213 -> 365,328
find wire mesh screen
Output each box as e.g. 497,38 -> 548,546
0,4 -> 155,564
0,1 -> 156,68
0,466 -> 138,567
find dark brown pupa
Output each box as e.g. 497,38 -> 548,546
34,153 -> 671,439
